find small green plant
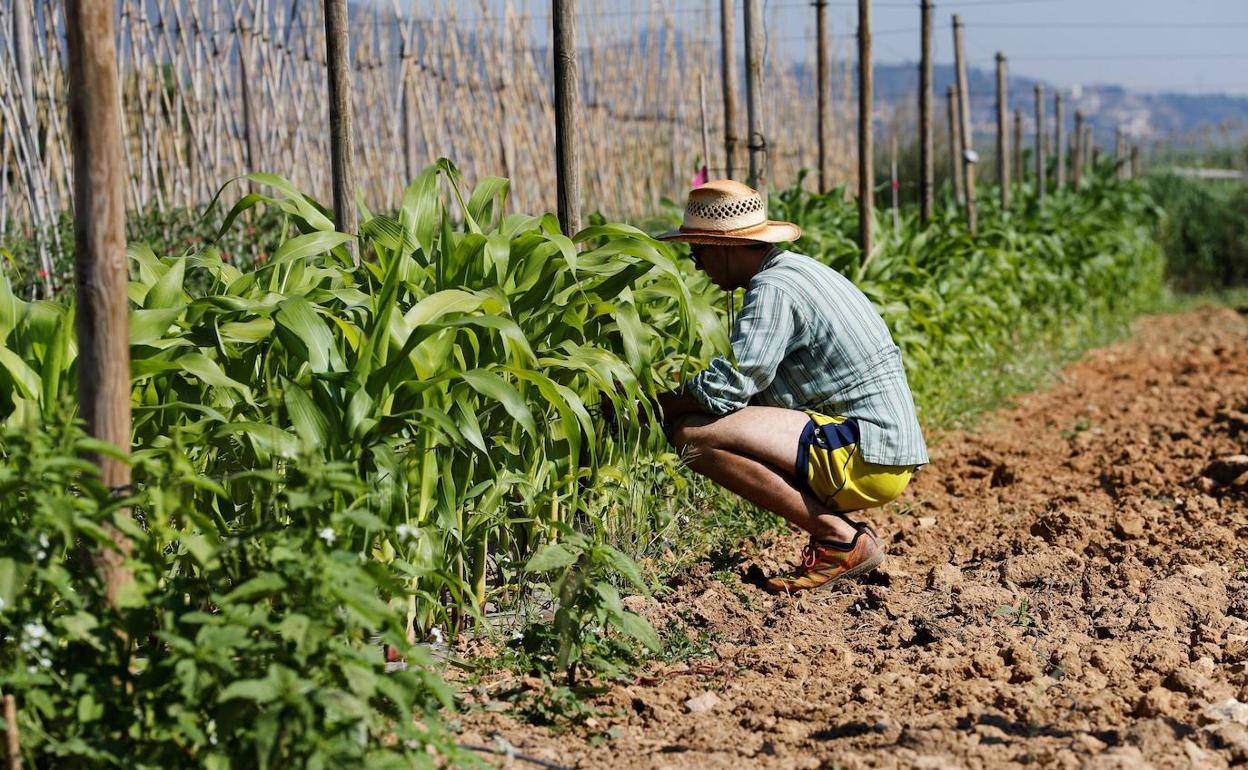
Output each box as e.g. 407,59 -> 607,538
519,531 -> 660,686
993,597 -> 1038,627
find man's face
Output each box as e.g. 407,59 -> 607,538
690,244 -> 735,290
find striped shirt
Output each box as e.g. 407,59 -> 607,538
688,250 -> 929,467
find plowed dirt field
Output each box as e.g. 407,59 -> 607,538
459,307 -> 1248,769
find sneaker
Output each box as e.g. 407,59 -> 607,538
763,527 -> 884,594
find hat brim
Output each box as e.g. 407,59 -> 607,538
655,220 -> 802,246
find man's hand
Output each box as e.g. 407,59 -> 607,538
656,389 -> 706,435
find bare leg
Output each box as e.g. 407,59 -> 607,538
670,406 -> 864,542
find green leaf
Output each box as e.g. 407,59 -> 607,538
460,368 -> 536,437
145,256 -> 187,309
218,677 -> 280,705
524,542 -> 578,572
611,610 -> 661,652
222,573 -> 287,603
274,296 -> 344,374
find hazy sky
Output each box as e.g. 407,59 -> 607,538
388,0 -> 1248,96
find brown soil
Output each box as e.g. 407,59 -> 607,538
457,307 -> 1248,770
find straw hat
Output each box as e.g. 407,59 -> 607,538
656,179 -> 801,245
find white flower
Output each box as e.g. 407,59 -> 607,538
317,527 -> 336,545
38,533 -> 49,548
396,524 -> 418,543
23,622 -> 47,642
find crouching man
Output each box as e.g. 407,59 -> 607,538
656,180 -> 928,594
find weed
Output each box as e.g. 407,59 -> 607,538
993,597 -> 1038,627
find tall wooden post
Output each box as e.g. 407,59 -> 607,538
918,0 -> 933,222
1053,91 -> 1065,189
323,0 -> 358,262
238,21 -> 259,177
995,51 -> 1009,210
889,132 -> 899,232
1130,145 -> 1141,179
552,0 -> 581,234
1123,125 -> 1133,180
743,0 -> 766,189
720,0 -> 738,180
1071,109 -> 1084,189
947,85 -> 964,205
857,0 -> 873,264
952,15 -> 976,233
66,0 -> 134,609
699,74 -> 712,179
1084,124 -> 1095,170
1013,108 -> 1024,186
815,0 -> 830,192
1034,84 -> 1046,201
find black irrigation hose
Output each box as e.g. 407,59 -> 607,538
458,742 -> 571,770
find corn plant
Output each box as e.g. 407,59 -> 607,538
0,159 -> 725,634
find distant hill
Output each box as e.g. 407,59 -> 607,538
802,60 -> 1248,149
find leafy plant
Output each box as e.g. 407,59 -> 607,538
519,531 -> 660,685
993,597 -> 1038,627
0,413 -> 473,769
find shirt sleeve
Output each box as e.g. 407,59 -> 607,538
686,282 -> 801,415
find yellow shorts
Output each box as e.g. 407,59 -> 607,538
797,411 -> 915,512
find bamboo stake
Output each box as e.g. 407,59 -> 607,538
66,0 -> 134,610
889,131 -> 898,232
1071,109 -> 1084,189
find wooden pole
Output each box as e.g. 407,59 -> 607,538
1034,83 -> 1045,201
889,132 -> 899,232
947,85 -> 963,206
815,0 -> 830,192
813,0 -> 833,190
1130,144 -> 1141,179
720,0 -> 738,180
1071,109 -> 1084,189
3,692 -> 20,770
1013,107 -> 1024,186
951,14 -> 976,233
66,0 -> 134,610
323,0 -> 358,262
918,0 -> 933,222
1054,91 -> 1065,189
743,0 -> 766,189
238,21 -> 259,178
552,0 -> 581,234
857,0 -> 872,264
1123,125 -> 1133,180
995,51 -> 1009,211
699,72 -> 711,179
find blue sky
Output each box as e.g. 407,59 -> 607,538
385,0 -> 1248,96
